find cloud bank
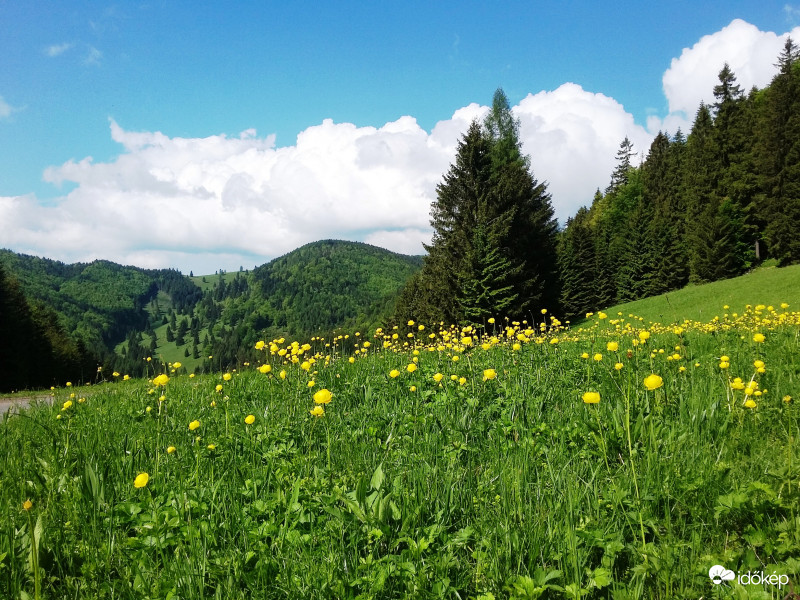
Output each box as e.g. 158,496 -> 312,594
1,19 -> 797,274
649,18 -> 800,134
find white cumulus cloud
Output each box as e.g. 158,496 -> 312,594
515,83 -> 653,218
1,91 -> 643,273
650,19 -> 800,134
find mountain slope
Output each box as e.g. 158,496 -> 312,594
251,239 -> 422,334
0,249 -> 200,354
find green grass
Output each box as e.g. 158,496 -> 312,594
190,270 -> 246,292
114,322 -> 208,375
149,322 -> 206,373
2,305 -> 799,599
583,262 -> 800,327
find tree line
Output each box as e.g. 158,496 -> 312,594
558,39 -> 800,321
397,40 -> 800,326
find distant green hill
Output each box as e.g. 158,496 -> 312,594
194,240 -> 423,368
1,241 -> 423,380
251,240 -> 423,335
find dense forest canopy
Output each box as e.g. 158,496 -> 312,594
557,40 -> 800,321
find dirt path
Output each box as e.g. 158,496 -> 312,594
0,395 -> 54,418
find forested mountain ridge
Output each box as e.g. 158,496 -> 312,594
194,240 -> 423,369
0,241 -> 422,389
0,250 -> 201,351
254,240 -> 422,333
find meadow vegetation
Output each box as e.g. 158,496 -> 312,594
2,302 -> 798,599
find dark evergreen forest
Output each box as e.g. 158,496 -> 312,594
558,41 -> 800,321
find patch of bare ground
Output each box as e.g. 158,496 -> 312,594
0,395 -> 53,418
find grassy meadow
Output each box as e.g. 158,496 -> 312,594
2,299 -> 799,598
585,262 -> 800,328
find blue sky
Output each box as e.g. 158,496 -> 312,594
1,2 -> 799,273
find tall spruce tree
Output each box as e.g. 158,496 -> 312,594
421,119 -> 494,324
685,103 -> 727,282
483,88 -> 560,315
606,137 -> 636,194
557,207 -> 597,320
396,88 -> 559,324
643,131 -> 688,294
712,63 -> 752,273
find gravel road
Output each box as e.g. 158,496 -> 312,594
0,395 -> 53,418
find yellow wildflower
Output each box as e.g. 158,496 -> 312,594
582,391 -> 600,404
643,374 -> 663,391
313,389 -> 332,404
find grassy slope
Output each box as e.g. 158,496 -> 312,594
114,322 -> 209,375
580,262 -> 800,327
189,270 -> 245,292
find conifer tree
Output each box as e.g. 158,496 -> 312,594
606,137 -> 636,194
685,103 -> 725,282
587,190 -> 618,309
422,119 -> 494,323
712,63 -> 752,273
557,207 -> 597,320
483,88 -> 560,314
399,88 -> 559,324
613,172 -> 655,301
643,131 -> 688,293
